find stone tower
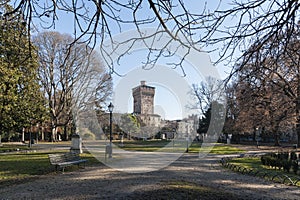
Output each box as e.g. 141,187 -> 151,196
132,81 -> 155,114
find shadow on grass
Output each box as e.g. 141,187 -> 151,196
125,180 -> 240,200
0,151 -> 101,186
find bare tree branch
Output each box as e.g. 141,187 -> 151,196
1,1 -> 299,78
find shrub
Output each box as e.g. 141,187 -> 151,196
282,160 -> 292,172
261,152 -> 296,172
269,153 -> 277,158
261,156 -> 266,165
277,152 -> 286,160
292,161 -> 299,175
290,152 -> 298,160
275,159 -> 283,170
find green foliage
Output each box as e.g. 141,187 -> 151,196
261,152 -> 299,174
229,157 -> 300,186
0,3 -> 46,138
197,101 -> 225,136
292,161 -> 299,174
197,107 -> 211,134
290,151 -> 298,160
119,113 -> 139,137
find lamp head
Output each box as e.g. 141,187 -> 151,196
108,102 -> 114,112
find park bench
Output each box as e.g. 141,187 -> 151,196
48,152 -> 87,172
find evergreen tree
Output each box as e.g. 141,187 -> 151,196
0,3 -> 45,140
197,107 -> 211,135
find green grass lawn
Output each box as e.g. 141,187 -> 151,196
0,143 -> 33,153
201,145 -> 245,154
0,150 -> 100,186
0,140 -> 245,186
117,140 -> 170,151
118,140 -> 245,154
229,157 -> 300,186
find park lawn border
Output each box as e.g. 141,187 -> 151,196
118,140 -> 245,154
225,157 -> 300,187
0,143 -> 36,153
0,150 -> 100,186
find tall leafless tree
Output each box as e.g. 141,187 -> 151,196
33,31 -> 111,141
192,76 -> 225,115
229,75 -> 294,145
228,32 -> 300,145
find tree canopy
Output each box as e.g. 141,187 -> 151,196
225,26 -> 300,145
0,3 -> 45,139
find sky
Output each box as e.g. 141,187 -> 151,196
33,0 -> 230,120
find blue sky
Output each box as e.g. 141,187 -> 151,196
37,1 -> 230,119
38,1 -> 232,77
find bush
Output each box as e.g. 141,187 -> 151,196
278,152 -> 289,160
292,161 -> 299,175
290,152 -> 298,160
269,153 -> 277,158
282,160 -> 292,172
261,152 -> 296,172
261,155 -> 278,169
261,156 -> 266,165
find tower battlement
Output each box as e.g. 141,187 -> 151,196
132,81 -> 155,115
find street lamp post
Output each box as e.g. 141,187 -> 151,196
185,125 -> 189,153
108,102 -> 114,158
255,127 -> 260,148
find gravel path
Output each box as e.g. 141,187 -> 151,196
1,145 -> 299,199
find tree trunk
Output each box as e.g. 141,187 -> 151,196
296,82 -> 300,147
252,127 -> 257,142
297,120 -> 300,147
71,118 -> 76,136
274,134 -> 280,146
41,126 -> 44,141
51,125 -> 58,142
22,127 -> 25,142
63,125 -> 69,141
274,126 -> 280,146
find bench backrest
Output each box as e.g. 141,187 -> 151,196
49,152 -> 81,164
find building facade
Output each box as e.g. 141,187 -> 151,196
132,81 -> 161,128
132,81 -> 155,114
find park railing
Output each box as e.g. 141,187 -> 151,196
219,154 -> 300,187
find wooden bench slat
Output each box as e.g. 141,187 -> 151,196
48,152 -> 87,172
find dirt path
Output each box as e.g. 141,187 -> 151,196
0,150 -> 299,200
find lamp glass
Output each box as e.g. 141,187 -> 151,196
108,102 -> 114,112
